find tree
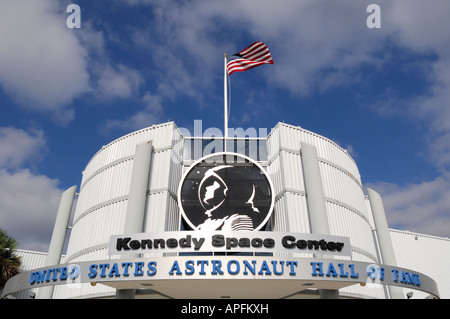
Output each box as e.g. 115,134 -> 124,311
0,229 -> 21,291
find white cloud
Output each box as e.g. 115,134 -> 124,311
0,0 -> 90,124
353,0 -> 450,238
131,1 -> 389,97
0,126 -> 64,252
0,127 -> 46,169
371,1 -> 450,172
101,91 -> 164,132
0,0 -> 152,125
388,0 -> 450,55
0,169 -> 63,252
228,0 -> 387,95
112,0 -> 389,131
95,64 -> 143,99
368,177 -> 450,238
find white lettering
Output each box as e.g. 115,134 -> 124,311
181,303 -> 215,316
66,4 -> 81,29
366,4 -> 381,29
225,303 -> 269,314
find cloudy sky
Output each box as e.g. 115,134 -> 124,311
1,0 -> 449,252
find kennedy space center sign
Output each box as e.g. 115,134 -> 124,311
109,231 -> 351,256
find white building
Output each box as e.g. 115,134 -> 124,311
3,121 -> 448,299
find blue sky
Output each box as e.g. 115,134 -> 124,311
1,0 -> 450,252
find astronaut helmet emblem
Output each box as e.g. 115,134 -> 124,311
198,165 -> 232,215
178,153 -> 274,231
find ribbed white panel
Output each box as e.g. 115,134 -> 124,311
144,144 -> 182,232
168,147 -> 183,196
81,123 -> 178,184
274,192 -> 310,233
273,192 -> 288,232
69,246 -> 111,263
326,201 -> 377,262
75,159 -> 133,221
279,150 -> 305,192
63,122 -> 184,301
166,194 -> 180,232
65,199 -> 128,261
364,196 -> 376,229
266,122 -> 379,278
390,230 -> 450,299
16,249 -> 48,270
144,192 -> 171,232
267,152 -> 283,196
11,250 -> 49,299
266,124 -> 280,159
273,192 -> 313,259
319,162 -> 367,218
275,123 -> 361,180
148,150 -> 172,190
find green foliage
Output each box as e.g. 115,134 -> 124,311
0,229 -> 21,289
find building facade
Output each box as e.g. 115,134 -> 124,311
3,122 -> 448,299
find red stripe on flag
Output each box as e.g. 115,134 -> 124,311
238,42 -> 266,57
226,42 -> 273,76
227,59 -> 272,75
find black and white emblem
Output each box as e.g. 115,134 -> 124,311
178,153 -> 274,231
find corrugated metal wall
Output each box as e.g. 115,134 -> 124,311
267,123 -> 377,261
390,230 -> 450,299
56,122 -> 183,299
13,250 -> 48,299
267,123 -> 385,298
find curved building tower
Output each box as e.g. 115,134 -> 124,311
4,121 -> 441,299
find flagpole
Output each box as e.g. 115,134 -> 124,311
224,53 -> 228,152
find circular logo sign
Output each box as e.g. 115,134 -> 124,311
178,152 -> 274,231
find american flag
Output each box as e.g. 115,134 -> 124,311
230,215 -> 254,231
226,42 -> 274,76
